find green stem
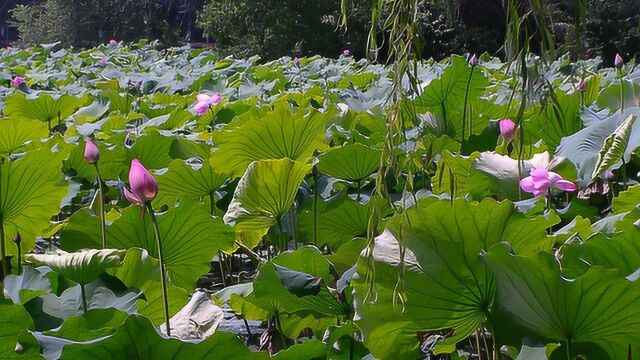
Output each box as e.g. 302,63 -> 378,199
94,165 -> 107,249
475,330 -> 484,360
80,284 -> 88,317
277,218 -> 286,254
461,67 -> 475,144
356,180 -> 362,202
312,170 -> 319,246
289,210 -> 298,250
146,203 -> 171,337
566,339 -> 572,360
15,238 -> 21,276
209,192 -> 216,216
0,223 -> 7,279
619,75 -> 625,113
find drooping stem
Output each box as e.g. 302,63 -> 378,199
146,203 -> 171,337
94,165 -> 107,249
80,283 -> 88,317
461,66 -> 475,144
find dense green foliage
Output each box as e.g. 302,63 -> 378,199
0,41 -> 639,359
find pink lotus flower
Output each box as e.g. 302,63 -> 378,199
342,49 -> 351,57
614,53 -> 624,68
520,168 -> 577,197
100,57 -> 108,66
11,76 -> 24,87
109,39 -> 117,46
468,54 -> 478,67
124,159 -> 158,205
194,93 -> 222,115
499,118 -> 516,142
84,138 -> 100,164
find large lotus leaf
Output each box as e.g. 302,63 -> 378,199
0,303 -> 41,359
352,198 -> 554,359
0,149 -> 69,254
0,119 -> 48,156
112,248 -> 190,326
3,266 -> 52,304
42,308 -> 128,342
58,315 -> 267,360
613,184 -> 640,214
556,107 -> 640,185
596,79 -> 640,110
4,92 -> 86,123
72,99 -> 110,124
61,198 -> 234,291
61,138 -> 126,181
561,228 -> 640,278
316,143 -> 381,182
299,195 -> 390,250
272,339 -> 326,360
432,150 -> 477,196
224,159 -> 312,234
482,245 -> 640,359
25,249 -> 124,285
155,159 -> 228,209
526,90 -> 582,150
211,103 -> 328,177
126,131 -> 174,170
468,152 -> 577,200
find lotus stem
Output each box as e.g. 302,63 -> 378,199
475,329 -> 484,360
277,218 -> 286,254
619,71 -> 624,113
15,236 -> 21,276
312,168 -> 319,246
0,223 -> 7,279
461,66 -> 475,144
146,202 -> 171,337
80,283 -> 88,317
94,165 -> 107,249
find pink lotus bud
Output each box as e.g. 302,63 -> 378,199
100,57 -> 108,66
576,79 -> 586,92
293,57 -> 301,66
127,159 -> 158,204
84,138 -> 100,164
342,49 -> 351,57
499,118 -> 516,142
468,54 -> 478,67
614,53 -> 623,68
603,169 -> 615,181
109,39 -> 117,46
194,93 -> 222,116
11,76 -> 24,87
13,232 -> 21,244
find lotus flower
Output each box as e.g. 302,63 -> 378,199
100,56 -> 108,66
468,54 -> 478,67
520,168 -> 577,197
124,159 -> 158,205
614,53 -> 624,68
109,39 -> 117,45
84,138 -> 100,164
194,93 -> 222,115
499,118 -> 516,142
11,76 -> 24,87
342,49 -> 351,57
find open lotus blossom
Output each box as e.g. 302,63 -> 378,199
11,76 -> 24,87
342,49 -> 351,57
520,168 -> 577,197
109,39 -> 117,45
83,138 -> 100,164
123,159 -> 158,205
194,93 -> 222,115
614,53 -> 624,68
468,54 -> 478,67
499,118 -> 516,142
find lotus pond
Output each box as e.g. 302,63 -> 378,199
0,41 -> 639,359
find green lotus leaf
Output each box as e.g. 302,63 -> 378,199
59,315 -> 267,360
61,198 -> 234,291
155,159 -> 228,209
3,266 -> 52,304
592,114 -> 637,179
613,184 -> 640,214
4,92 -> 86,123
42,308 -> 128,342
352,198 -> 554,359
25,249 -> 125,285
316,143 -> 381,182
0,303 -> 40,359
526,90 -> 582,150
61,138 -> 127,181
0,149 -> 69,255
211,103 -> 328,177
224,158 -> 312,235
0,119 -> 48,156
127,131 -> 175,170
272,339 -> 326,360
482,245 -> 640,359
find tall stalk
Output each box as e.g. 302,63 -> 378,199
145,203 -> 171,337
0,159 -> 7,279
80,284 -> 89,316
94,165 -> 107,249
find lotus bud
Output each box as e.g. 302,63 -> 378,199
499,118 -> 516,142
13,233 -> 21,244
468,54 -> 478,67
84,138 -> 100,164
109,39 -> 117,46
576,79 -> 586,92
293,57 -> 301,67
10,76 -> 24,87
128,159 -> 158,204
614,53 -> 623,68
342,49 -> 351,57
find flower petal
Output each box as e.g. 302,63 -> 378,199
196,94 -> 210,103
519,176 -> 536,193
123,187 -> 143,205
554,179 -> 577,191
